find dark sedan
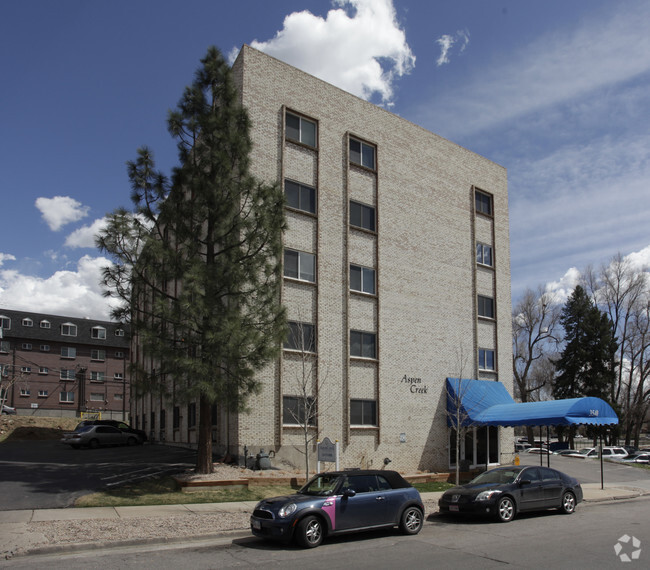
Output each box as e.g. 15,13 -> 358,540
250,469 -> 424,548
438,465 -> 583,523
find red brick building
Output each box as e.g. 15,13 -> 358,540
0,308 -> 130,420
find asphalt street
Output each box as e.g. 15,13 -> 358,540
0,441 -> 197,510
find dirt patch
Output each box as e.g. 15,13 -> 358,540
0,415 -> 79,442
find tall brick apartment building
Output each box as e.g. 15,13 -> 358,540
131,45 -> 513,472
0,309 -> 129,420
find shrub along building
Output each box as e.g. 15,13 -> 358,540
131,45 -> 513,472
0,308 -> 130,419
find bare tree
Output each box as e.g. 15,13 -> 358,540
512,286 -> 562,444
584,254 -> 650,445
283,319 -> 331,480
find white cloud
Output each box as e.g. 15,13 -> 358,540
420,5 -> 650,138
545,267 -> 582,305
624,245 -> 650,273
0,253 -> 16,267
0,255 -> 119,320
436,29 -> 469,66
65,218 -> 109,248
35,196 -> 90,232
245,0 -> 415,104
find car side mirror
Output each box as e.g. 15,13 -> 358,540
343,489 -> 356,498
519,479 -> 531,486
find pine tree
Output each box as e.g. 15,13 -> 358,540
554,285 -> 618,401
97,47 -> 287,474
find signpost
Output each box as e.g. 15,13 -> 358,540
317,437 -> 339,472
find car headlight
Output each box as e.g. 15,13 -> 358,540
475,490 -> 502,502
278,503 -> 297,518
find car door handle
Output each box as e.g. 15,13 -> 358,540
376,496 -> 386,501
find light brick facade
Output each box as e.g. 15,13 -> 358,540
132,45 -> 513,472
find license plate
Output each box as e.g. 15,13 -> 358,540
449,505 -> 459,512
252,520 -> 261,530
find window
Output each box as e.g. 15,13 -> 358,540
60,391 -> 74,403
40,344 -> 50,352
283,395 -> 316,426
22,318 -> 33,327
60,369 -> 75,380
350,138 -> 376,170
284,249 -> 316,282
475,190 -> 492,216
479,349 -> 495,371
20,388 -> 31,396
115,329 -> 125,337
173,406 -> 180,429
350,264 -> 376,295
284,321 -> 316,353
61,323 -> 77,336
91,349 -> 106,361
350,201 -> 376,232
350,399 -> 377,426
285,111 -> 317,147
91,326 -> 106,340
90,371 -> 105,382
114,393 -> 124,400
38,367 -> 48,375
476,243 -> 493,267
115,351 -> 125,359
38,390 -> 48,397
285,179 -> 316,214
0,316 -> 10,330
22,343 -> 32,350
61,347 -> 76,358
478,295 -> 495,319
188,403 -> 197,429
40,320 -> 51,329
0,341 -> 9,353
114,372 -> 124,380
90,393 -> 104,402
20,367 -> 31,374
350,330 -> 377,359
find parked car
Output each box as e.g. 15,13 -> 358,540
553,449 -> 579,456
61,424 -> 139,449
601,446 -> 628,459
1,404 -> 16,415
438,465 -> 583,523
566,448 -> 599,458
618,453 -> 650,464
524,447 -> 550,455
622,445 -> 638,455
75,419 -> 147,443
250,469 -> 424,548
515,443 -> 532,452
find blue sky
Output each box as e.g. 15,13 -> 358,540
1,0 -> 649,320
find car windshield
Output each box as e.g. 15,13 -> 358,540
299,474 -> 342,496
578,449 -> 593,455
469,469 -> 521,485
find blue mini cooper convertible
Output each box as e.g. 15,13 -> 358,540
250,469 -> 425,548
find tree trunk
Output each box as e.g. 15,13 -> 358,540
196,394 -> 214,474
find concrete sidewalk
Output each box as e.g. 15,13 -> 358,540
2,484 -> 647,560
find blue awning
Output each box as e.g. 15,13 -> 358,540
446,378 -> 619,427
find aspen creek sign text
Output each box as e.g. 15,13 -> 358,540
401,375 -> 429,394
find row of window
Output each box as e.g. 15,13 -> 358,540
17,388 -> 123,401
283,396 -> 377,427
283,320 -> 496,370
1,341 -> 125,360
0,317 -> 125,339
286,111 -> 376,170
12,367 -> 123,380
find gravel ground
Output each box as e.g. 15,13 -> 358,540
22,464 -> 438,549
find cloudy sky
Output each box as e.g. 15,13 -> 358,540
1,0 -> 649,320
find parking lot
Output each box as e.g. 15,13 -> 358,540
0,440 -> 197,511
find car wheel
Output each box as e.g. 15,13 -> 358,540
88,439 -> 100,449
127,436 -> 137,446
400,506 -> 423,535
496,496 -> 515,523
295,515 -> 324,548
560,491 -> 576,514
